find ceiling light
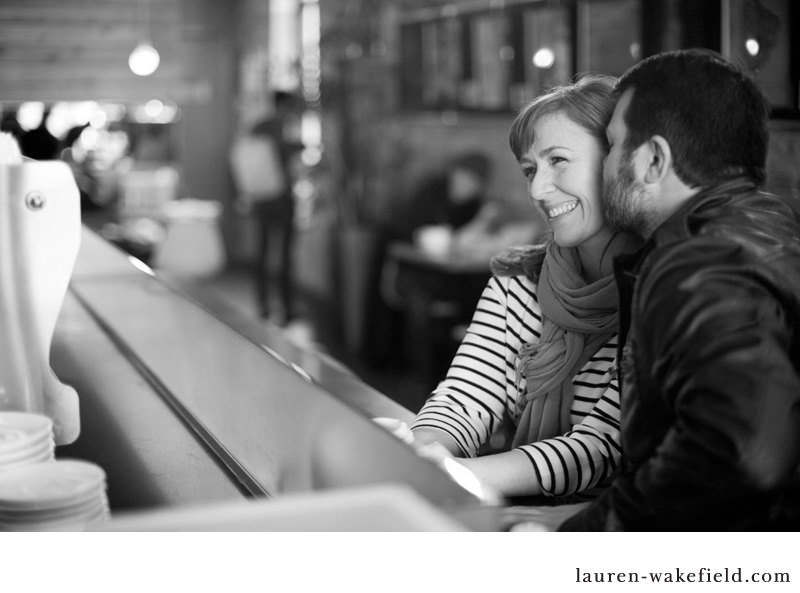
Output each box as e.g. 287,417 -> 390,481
533,48 -> 555,69
129,41 -> 160,76
129,0 -> 159,76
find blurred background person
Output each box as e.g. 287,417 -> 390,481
230,90 -> 305,325
393,151 -> 493,244
19,106 -> 59,161
449,196 -> 545,264
363,149 -> 542,376
59,123 -> 99,211
0,111 -> 24,145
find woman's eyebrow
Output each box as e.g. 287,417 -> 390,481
539,145 -> 569,156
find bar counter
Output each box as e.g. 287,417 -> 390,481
51,227 -> 498,530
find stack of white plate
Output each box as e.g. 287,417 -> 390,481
0,412 -> 55,472
0,459 -> 110,531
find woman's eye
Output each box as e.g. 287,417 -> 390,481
522,166 -> 536,179
550,156 -> 566,165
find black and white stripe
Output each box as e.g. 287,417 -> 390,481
411,275 -> 621,498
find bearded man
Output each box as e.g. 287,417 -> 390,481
537,49 -> 800,531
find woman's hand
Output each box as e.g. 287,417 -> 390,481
412,427 -> 546,498
410,428 -> 546,499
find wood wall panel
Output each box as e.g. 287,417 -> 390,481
0,0 -> 189,104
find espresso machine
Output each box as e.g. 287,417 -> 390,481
0,133 -> 81,444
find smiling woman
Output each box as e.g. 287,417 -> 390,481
409,75 -> 641,503
518,112 -> 610,272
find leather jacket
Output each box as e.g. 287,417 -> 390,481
562,179 -> 800,531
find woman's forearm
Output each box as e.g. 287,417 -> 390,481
412,428 -> 545,497
458,450 -> 542,497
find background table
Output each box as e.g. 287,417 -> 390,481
386,242 -> 491,388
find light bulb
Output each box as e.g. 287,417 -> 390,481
129,42 -> 160,76
533,47 -> 555,69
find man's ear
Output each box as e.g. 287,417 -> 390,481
642,135 -> 672,184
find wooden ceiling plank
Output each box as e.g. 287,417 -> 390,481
0,0 -> 178,15
0,7 -> 138,22
0,64 -> 182,81
0,24 -> 141,42
1,78 -> 210,104
0,0 -> 208,106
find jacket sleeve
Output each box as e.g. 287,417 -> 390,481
411,276 -> 516,456
561,241 -> 800,530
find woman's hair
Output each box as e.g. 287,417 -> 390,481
493,73 -> 618,281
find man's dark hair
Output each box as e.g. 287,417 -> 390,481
615,48 -> 769,188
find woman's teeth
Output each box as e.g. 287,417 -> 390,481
548,201 -> 578,220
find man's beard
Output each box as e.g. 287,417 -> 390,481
602,155 -> 656,239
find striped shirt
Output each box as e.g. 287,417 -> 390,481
411,274 -> 622,498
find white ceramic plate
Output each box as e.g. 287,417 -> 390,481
0,460 -> 107,510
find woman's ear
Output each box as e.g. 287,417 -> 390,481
642,135 -> 672,184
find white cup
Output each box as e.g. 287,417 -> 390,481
414,225 -> 453,257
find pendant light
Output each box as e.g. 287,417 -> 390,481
129,0 -> 160,76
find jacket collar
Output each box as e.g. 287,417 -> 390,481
614,177 -> 758,279
649,177 -> 758,249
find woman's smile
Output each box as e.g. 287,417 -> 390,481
547,200 -> 579,220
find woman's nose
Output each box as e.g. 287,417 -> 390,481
529,169 -> 552,203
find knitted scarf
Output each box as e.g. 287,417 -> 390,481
511,242 -> 619,448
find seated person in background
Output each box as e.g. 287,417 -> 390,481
394,151 -> 492,243
449,196 -> 546,263
410,74 -> 641,501
362,151 -> 498,370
